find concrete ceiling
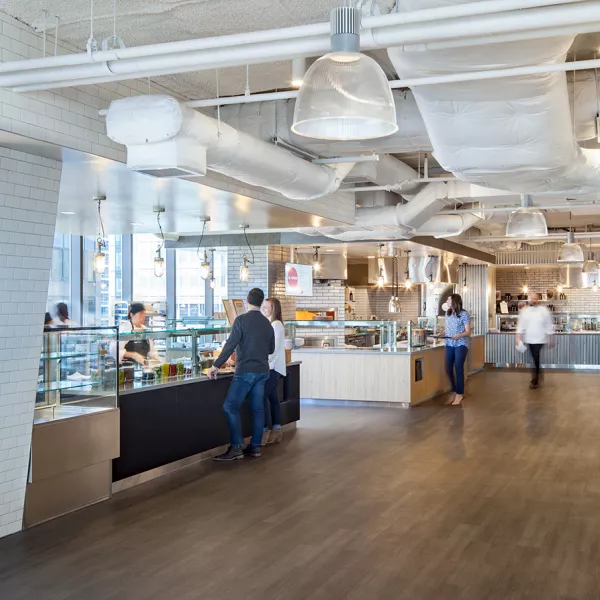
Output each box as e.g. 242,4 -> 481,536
3,0 -> 346,99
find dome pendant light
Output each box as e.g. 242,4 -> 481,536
557,231 -> 584,263
291,3 -> 397,141
505,194 -> 548,238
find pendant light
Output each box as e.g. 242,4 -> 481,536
582,238 -> 598,274
593,281 -> 599,293
557,231 -> 584,263
195,218 -> 211,280
404,250 -> 412,289
388,253 -> 396,312
208,250 -> 216,289
376,244 -> 386,288
93,195 -> 107,275
291,2 -> 397,141
239,225 -> 255,282
313,246 -> 321,275
505,194 -> 548,238
462,266 -> 468,293
154,207 -> 165,278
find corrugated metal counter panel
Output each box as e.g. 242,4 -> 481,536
486,333 -> 600,368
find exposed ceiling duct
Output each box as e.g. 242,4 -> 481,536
388,4 -> 600,196
298,181 -> 485,241
106,95 -> 354,201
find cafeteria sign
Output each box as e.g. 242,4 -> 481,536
285,263 -> 313,296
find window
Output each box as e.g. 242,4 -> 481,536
82,235 -> 123,326
133,234 -> 166,304
212,249 -> 228,318
47,233 -> 71,316
176,248 -> 206,320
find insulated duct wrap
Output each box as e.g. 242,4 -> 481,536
106,95 -> 354,201
389,2 -> 600,196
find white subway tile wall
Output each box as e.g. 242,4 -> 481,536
296,281 -> 346,346
0,148 -> 61,539
352,287 -> 420,323
226,246 -> 269,302
495,268 -> 600,312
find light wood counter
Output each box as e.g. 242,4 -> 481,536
293,336 -> 485,407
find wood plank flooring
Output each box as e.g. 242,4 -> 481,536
2,370 -> 600,599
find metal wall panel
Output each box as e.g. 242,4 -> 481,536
459,264 -> 489,336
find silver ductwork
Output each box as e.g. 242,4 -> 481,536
367,255 -> 459,285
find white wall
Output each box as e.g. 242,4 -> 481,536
0,148 -> 61,538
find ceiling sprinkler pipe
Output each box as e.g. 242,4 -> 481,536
7,0 -> 584,75
8,1 -> 600,91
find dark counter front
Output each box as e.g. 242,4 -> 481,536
113,363 -> 301,482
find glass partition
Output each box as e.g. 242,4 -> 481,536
37,327 -> 118,423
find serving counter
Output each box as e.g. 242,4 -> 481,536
113,363 -> 301,487
486,332 -> 600,369
293,336 -> 485,407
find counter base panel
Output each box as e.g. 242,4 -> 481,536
113,364 -> 300,483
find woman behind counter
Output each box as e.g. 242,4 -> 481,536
261,297 -> 286,446
118,302 -> 161,365
445,293 -> 471,407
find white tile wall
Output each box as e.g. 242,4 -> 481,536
296,281 -> 346,346
351,287 -> 420,323
267,246 -> 296,321
495,267 -> 600,313
0,147 -> 61,539
226,246 -> 269,302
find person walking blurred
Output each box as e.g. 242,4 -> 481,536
516,292 -> 554,389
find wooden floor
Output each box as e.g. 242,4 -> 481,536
2,370 -> 600,599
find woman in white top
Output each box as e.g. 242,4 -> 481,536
261,297 -> 286,446
118,303 -> 160,365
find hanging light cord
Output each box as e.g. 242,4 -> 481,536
243,227 -> 255,265
196,220 -> 207,261
96,198 -> 105,245
156,211 -> 165,251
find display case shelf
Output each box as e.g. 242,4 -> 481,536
39,351 -> 96,361
37,379 -> 101,394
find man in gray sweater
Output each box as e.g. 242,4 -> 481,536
208,288 -> 275,460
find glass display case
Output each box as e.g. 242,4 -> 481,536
36,327 -> 118,423
495,313 -> 571,332
118,325 -> 232,391
417,316 -> 446,336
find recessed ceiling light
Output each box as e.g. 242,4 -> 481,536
61,211 -> 76,215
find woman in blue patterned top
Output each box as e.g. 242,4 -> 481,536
445,294 -> 471,406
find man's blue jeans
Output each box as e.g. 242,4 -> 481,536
223,372 -> 269,448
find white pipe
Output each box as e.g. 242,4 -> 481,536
346,179 -> 456,192
9,1 -> 600,92
440,204 -> 599,214
4,0 -> 584,75
97,55 -> 600,113
417,213 -> 484,239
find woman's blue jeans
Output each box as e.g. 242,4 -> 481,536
445,345 -> 469,395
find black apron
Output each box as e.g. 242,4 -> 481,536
122,338 -> 151,365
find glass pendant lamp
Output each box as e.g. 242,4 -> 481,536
291,4 -> 397,141
557,231 -> 584,263
506,195 -> 548,238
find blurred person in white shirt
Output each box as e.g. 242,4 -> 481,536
516,292 -> 554,389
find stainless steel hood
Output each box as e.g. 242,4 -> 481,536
367,255 -> 459,285
296,252 -> 348,280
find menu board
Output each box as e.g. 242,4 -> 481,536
285,263 -> 313,297
222,299 -> 246,325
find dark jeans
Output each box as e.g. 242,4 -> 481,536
263,370 -> 282,430
528,343 -> 544,383
223,372 -> 269,448
445,345 -> 469,395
